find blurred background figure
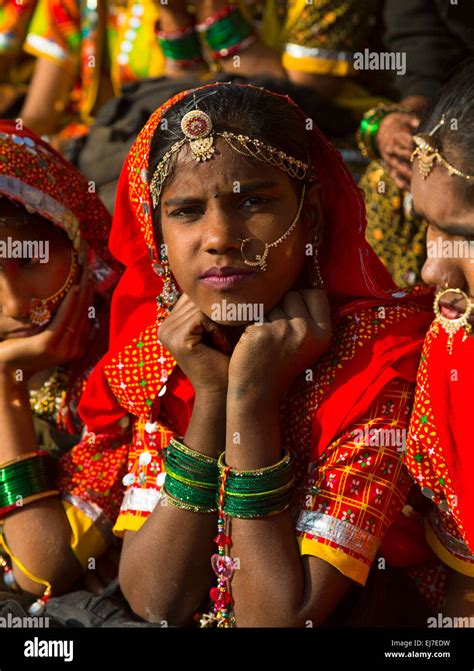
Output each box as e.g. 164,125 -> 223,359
0,0 -> 38,117
358,0 -> 474,287
19,0 -> 168,142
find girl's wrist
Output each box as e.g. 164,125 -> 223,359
227,381 -> 281,410
0,367 -> 28,391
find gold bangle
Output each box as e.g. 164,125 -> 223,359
14,491 -> 60,508
224,478 -> 294,498
162,486 -> 217,514
218,449 -> 291,476
164,466 -> 216,490
168,436 -> 219,465
0,451 -> 47,470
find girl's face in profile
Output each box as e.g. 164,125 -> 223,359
159,141 -> 320,325
411,161 -> 474,334
0,199 -> 76,339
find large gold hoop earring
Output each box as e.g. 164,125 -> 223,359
433,287 -> 473,354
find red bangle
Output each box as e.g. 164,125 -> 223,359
195,3 -> 236,30
155,22 -> 195,40
210,33 -> 256,60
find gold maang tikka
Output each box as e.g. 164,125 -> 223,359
411,115 -> 474,181
149,100 -> 313,272
433,287 -> 473,355
29,249 -> 79,326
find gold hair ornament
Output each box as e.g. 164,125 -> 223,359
149,108 -> 312,209
411,116 -> 474,181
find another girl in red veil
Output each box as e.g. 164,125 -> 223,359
79,82 -> 433,626
405,60 -> 474,619
0,122 -> 128,609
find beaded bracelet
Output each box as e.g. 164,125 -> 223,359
156,24 -> 205,69
0,451 -> 58,518
202,450 -> 294,627
357,103 -> 415,160
196,4 -> 255,60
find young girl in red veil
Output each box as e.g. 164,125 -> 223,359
0,122 -> 128,609
405,60 -> 474,619
78,82 -> 433,626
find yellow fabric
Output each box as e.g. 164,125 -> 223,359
297,535 -> 370,586
334,81 -> 391,119
237,0 -> 283,50
0,532 -> 52,591
282,0 -> 308,41
425,520 -> 474,578
63,500 -> 107,569
113,511 -> 147,537
283,51 -> 353,77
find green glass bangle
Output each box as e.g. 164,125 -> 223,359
164,437 -> 219,486
224,478 -> 294,498
163,485 -> 216,514
0,454 -> 56,511
357,103 -> 416,160
168,436 -> 219,467
201,8 -> 253,56
164,473 -> 217,510
165,452 -> 217,480
157,31 -> 203,63
220,492 -> 291,518
164,465 -> 216,490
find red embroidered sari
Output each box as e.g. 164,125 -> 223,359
78,83 -> 434,586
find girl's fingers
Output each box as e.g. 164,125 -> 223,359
280,291 -> 309,320
265,304 -> 287,322
300,289 -> 331,333
42,282 -> 80,337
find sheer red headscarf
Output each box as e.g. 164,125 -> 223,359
79,83 -> 433,464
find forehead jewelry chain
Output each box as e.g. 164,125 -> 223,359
238,183 -> 307,271
433,287 -> 473,354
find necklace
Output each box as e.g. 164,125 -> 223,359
29,367 -> 69,425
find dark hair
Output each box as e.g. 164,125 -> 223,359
418,58 -> 474,203
148,84 -> 315,235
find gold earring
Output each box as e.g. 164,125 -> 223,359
433,287 -> 473,354
155,247 -> 180,310
312,237 -> 324,289
29,250 -> 79,326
